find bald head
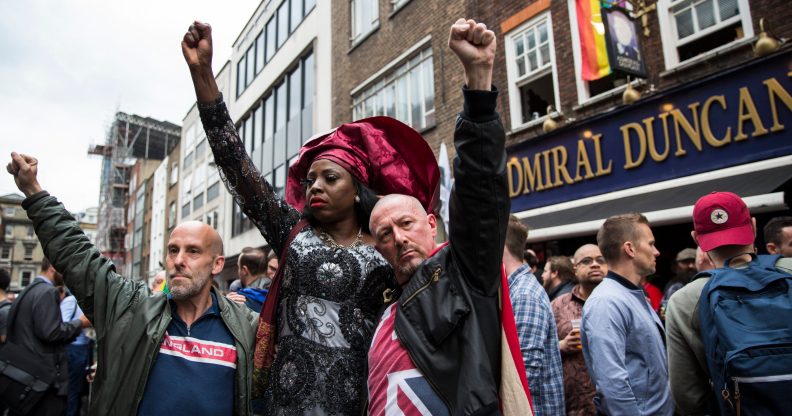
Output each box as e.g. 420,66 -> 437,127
166,221 -> 225,301
370,194 -> 437,286
171,221 -> 224,256
573,244 -> 600,263
370,194 -> 426,235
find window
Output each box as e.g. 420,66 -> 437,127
206,211 -> 219,230
3,207 -> 14,216
0,246 -> 10,260
291,0 -> 303,33
183,151 -> 193,169
658,0 -> 753,68
26,225 -> 34,238
193,192 -> 204,211
255,30 -> 266,74
4,225 -> 12,238
266,16 -> 277,62
305,0 -> 316,14
169,164 -> 179,186
246,45 -> 256,87
391,0 -> 411,11
353,48 -> 435,130
195,139 -> 206,158
21,270 -> 32,287
277,2 -> 289,48
24,245 -> 33,261
568,0 -> 632,103
168,202 -> 177,229
232,203 -> 254,236
351,0 -> 379,44
207,181 -> 220,202
237,57 -> 247,97
505,15 -> 560,129
182,202 -> 191,218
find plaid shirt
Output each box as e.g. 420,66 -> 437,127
508,264 -> 566,416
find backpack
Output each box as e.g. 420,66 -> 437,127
698,254 -> 792,416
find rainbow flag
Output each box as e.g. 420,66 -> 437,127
577,0 -> 611,80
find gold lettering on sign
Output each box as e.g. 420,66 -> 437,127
592,134 -> 612,176
574,139 -> 595,181
552,147 -> 575,186
523,154 -> 545,193
621,123 -> 646,169
506,157 -> 522,198
735,87 -> 769,141
671,103 -> 702,156
701,95 -> 731,147
764,73 -> 792,133
644,116 -> 669,162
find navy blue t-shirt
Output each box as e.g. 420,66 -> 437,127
137,292 -> 237,416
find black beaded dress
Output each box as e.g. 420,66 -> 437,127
199,98 -> 394,415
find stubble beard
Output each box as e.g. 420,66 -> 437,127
168,269 -> 212,300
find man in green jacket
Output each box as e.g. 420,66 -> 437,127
6,152 -> 258,416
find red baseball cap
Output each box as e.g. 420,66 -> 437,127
692,192 -> 754,251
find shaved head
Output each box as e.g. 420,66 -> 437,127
172,221 -> 224,256
166,221 -> 225,301
370,194 -> 437,285
573,244 -> 600,263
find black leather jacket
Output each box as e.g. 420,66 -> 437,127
392,87 -> 509,415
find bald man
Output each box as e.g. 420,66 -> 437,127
366,19 -> 513,414
7,152 -> 258,416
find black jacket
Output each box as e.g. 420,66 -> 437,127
6,277 -> 82,395
392,87 -> 510,415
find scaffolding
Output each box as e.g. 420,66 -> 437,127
89,112 -> 180,272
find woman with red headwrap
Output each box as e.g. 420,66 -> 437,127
182,22 -> 439,415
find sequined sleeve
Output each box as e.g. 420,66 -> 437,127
198,95 -> 301,254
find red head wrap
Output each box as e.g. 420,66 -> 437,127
286,116 -> 440,213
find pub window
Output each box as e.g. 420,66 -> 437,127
567,0 -> 636,104
658,0 -> 753,68
504,14 -> 560,130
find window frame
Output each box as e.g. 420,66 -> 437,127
504,13 -> 561,131
567,0 -> 636,105
657,0 -> 754,69
351,47 -> 435,131
351,0 -> 380,45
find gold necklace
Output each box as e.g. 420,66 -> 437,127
318,228 -> 363,250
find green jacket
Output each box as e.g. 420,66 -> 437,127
23,191 -> 258,416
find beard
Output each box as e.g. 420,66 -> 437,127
168,268 -> 213,300
395,244 -> 427,278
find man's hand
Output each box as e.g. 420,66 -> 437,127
6,152 -> 42,197
559,328 -> 582,355
182,21 -> 221,103
448,19 -> 496,91
226,292 -> 246,304
79,314 -> 92,329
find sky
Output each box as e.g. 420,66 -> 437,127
0,0 -> 259,212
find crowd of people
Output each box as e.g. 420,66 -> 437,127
1,16 -> 791,416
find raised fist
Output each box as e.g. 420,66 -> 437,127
6,152 -> 42,197
448,19 -> 496,90
182,21 -> 213,70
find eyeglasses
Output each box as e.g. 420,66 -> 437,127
577,256 -> 606,266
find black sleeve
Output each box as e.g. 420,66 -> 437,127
31,286 -> 82,343
198,96 -> 301,255
448,86 -> 510,296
